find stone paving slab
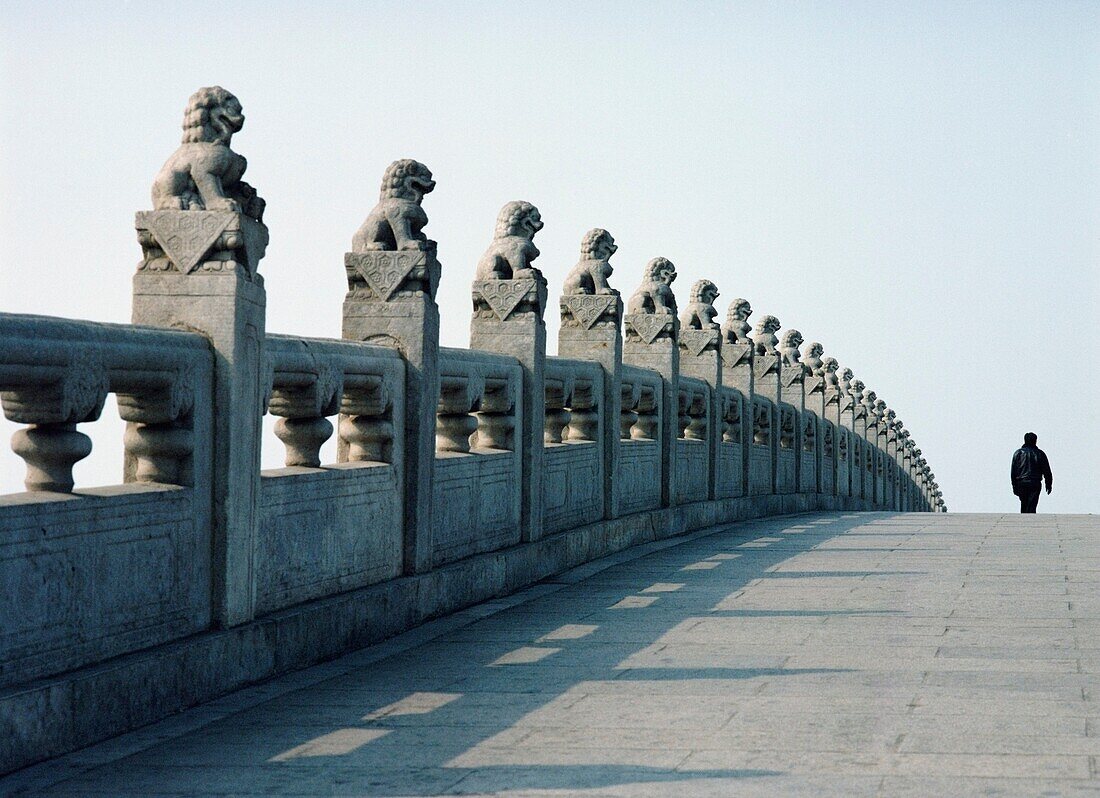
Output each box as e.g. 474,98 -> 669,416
4,511 -> 1100,797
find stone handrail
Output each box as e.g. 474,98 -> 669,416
265,334 -> 404,467
0,87 -> 943,775
0,313 -> 212,492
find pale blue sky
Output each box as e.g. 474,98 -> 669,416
1,1 -> 1097,511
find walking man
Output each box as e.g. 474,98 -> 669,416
1010,432 -> 1053,513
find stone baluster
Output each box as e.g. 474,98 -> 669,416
544,377 -> 572,445
437,373 -> 481,454
721,391 -> 742,444
632,384 -> 660,441
117,362 -> 200,485
475,377 -> 516,451
339,374 -> 394,463
2,358 -> 109,492
681,387 -> 708,442
268,364 -> 342,468
620,380 -> 641,441
567,379 -> 599,442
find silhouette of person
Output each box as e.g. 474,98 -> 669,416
1010,432 -> 1053,513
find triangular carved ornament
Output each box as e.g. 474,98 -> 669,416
680,329 -> 719,357
142,210 -> 234,273
348,251 -> 426,301
474,279 -> 537,321
625,313 -> 670,345
561,294 -> 616,329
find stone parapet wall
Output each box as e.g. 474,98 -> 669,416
0,87 -> 943,775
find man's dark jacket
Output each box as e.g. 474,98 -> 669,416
1010,444 -> 1052,495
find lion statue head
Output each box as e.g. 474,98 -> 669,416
181,86 -> 245,145
495,200 -> 544,240
822,356 -> 839,373
580,228 -> 617,261
780,329 -> 803,350
689,279 -> 719,304
756,314 -> 780,334
379,159 -> 436,202
727,298 -> 752,322
641,256 -> 677,285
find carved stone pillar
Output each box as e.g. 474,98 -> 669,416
678,279 -> 721,501
133,208 -> 268,629
720,299 -> 755,497
778,329 -> 807,495
557,229 -> 623,519
751,315 -> 782,495
841,373 -> 865,503
470,199 -> 548,541
623,257 -> 680,508
861,391 -> 882,506
343,159 -> 440,575
883,411 -> 900,510
821,358 -> 845,499
471,278 -> 546,540
803,346 -> 829,498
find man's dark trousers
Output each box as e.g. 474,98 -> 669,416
1017,482 -> 1042,513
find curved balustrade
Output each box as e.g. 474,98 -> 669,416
0,88 -> 943,776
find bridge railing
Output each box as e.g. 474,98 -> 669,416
0,313 -> 214,690
258,335 -> 405,616
0,89 -> 943,775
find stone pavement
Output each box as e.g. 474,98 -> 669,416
5,511 -> 1100,797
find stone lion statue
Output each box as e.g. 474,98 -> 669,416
779,329 -> 804,367
821,356 -> 840,388
352,159 -> 436,251
475,201 -> 544,280
626,257 -> 677,315
562,228 -> 618,295
862,389 -> 878,415
723,298 -> 753,345
753,315 -> 781,356
850,378 -> 866,405
802,342 -> 825,374
679,280 -> 720,330
151,86 -> 265,221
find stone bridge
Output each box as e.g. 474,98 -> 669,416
1,88 -> 942,781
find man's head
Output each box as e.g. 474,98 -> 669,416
1024,432 -> 1038,446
